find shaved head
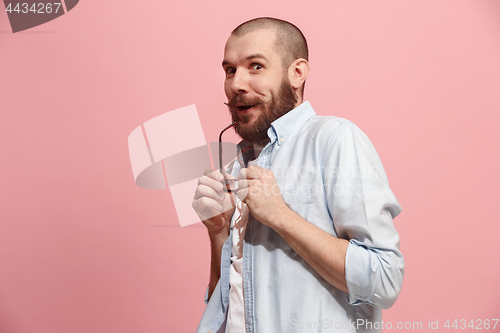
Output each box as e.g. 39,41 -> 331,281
223,18 -> 310,142
231,17 -> 309,71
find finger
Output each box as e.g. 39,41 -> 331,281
236,188 -> 248,202
203,170 -> 236,186
198,175 -> 224,192
203,169 -> 225,181
237,167 -> 264,181
192,196 -> 224,214
221,180 -> 239,194
236,179 -> 250,189
246,164 -> 263,171
236,168 -> 249,181
221,170 -> 235,180
194,184 -> 225,202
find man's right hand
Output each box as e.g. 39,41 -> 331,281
192,170 -> 236,236
192,170 -> 237,300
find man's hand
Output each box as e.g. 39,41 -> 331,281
192,169 -> 237,300
237,166 -> 350,294
192,170 -> 236,235
236,165 -> 288,227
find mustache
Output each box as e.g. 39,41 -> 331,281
224,95 -> 264,112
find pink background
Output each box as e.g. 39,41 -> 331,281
1,0 -> 499,332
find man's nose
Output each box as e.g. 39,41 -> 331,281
230,69 -> 249,94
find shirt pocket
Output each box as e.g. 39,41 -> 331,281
281,186 -> 315,205
267,186 -> 316,251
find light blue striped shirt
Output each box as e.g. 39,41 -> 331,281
197,101 -> 404,333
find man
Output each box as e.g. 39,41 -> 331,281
192,17 -> 403,333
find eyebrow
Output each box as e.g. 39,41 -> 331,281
222,53 -> 268,67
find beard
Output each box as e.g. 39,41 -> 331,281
226,76 -> 298,144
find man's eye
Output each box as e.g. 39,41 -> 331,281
225,67 -> 236,75
251,63 -> 263,70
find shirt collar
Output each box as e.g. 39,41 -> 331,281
268,100 -> 316,146
236,100 -> 316,155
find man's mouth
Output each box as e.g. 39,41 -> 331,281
236,104 -> 258,112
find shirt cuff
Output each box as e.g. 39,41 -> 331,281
344,239 -> 403,309
345,240 -> 376,306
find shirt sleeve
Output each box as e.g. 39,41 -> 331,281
323,120 -> 404,309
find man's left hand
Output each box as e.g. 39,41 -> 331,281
236,165 -> 288,227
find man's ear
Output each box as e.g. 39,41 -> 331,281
288,58 -> 310,90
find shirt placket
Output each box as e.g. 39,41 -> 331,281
242,142 -> 274,333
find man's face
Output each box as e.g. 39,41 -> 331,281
222,28 -> 297,143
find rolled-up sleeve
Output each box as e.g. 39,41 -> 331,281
323,121 -> 404,309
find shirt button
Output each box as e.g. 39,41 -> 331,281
279,137 -> 284,143
208,330 -> 213,333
